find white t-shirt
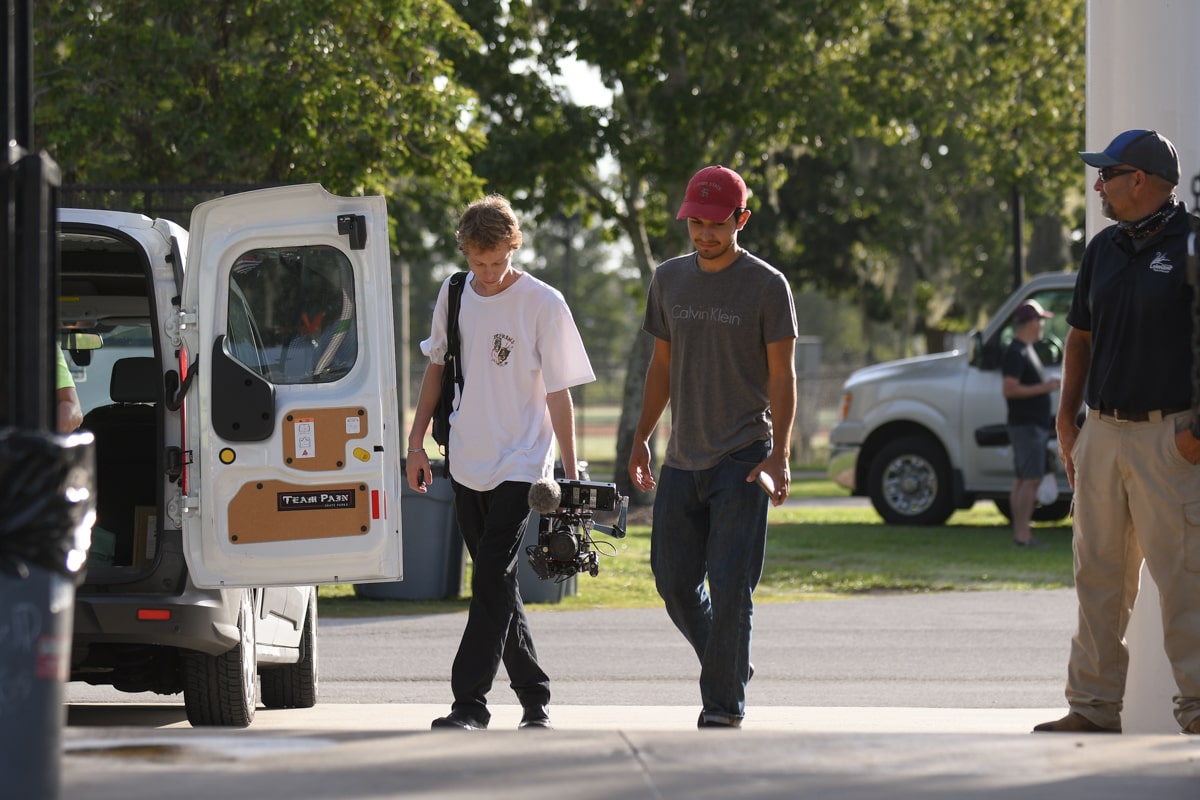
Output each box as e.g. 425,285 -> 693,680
422,272 -> 595,491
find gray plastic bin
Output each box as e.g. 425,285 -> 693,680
354,459 -> 464,600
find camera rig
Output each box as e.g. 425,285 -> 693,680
526,479 -> 628,581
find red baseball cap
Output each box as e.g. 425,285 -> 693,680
676,165 -> 748,221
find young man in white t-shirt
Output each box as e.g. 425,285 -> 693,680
407,194 -> 594,730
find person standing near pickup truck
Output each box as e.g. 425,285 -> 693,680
1001,301 -> 1060,547
1034,129 -> 1200,736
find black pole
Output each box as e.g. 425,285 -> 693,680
1,3 -> 93,799
1012,184 -> 1025,291
1189,174 -> 1200,439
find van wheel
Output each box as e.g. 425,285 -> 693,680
994,497 -> 1072,523
261,591 -> 319,709
182,590 -> 257,727
867,435 -> 954,526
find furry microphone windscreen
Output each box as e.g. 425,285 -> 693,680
527,477 -> 562,514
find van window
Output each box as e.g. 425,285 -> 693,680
227,246 -> 358,384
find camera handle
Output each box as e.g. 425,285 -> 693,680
590,495 -> 629,540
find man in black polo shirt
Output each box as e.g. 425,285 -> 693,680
1001,300 -> 1060,547
1035,129 -> 1200,736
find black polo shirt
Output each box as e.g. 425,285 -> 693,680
1066,201 -> 1194,412
1002,339 -> 1052,427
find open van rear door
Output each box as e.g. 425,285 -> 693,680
180,185 -> 402,588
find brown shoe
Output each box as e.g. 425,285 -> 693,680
1032,711 -> 1120,734
1185,718 -> 1200,735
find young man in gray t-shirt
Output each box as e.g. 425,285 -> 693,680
628,165 -> 798,728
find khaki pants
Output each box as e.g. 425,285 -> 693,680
1066,409 -> 1200,730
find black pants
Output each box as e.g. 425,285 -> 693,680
448,479 -> 550,724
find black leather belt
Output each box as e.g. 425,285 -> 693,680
1093,406 -> 1189,423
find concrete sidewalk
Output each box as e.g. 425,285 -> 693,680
64,702 -> 1061,734
61,590 -> 1200,798
63,704 -> 1200,800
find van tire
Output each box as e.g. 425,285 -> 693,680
261,591 -> 319,709
182,590 -> 258,727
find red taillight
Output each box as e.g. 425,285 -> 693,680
137,608 -> 172,622
840,392 -> 852,421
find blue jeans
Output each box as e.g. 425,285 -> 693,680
449,479 -> 550,725
650,441 -> 771,723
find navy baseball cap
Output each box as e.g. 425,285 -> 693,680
1079,129 -> 1180,184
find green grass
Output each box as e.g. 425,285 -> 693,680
319,491 -> 1074,617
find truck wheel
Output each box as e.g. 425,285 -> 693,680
994,497 -> 1072,524
182,589 -> 258,727
261,590 -> 319,709
867,435 -> 954,525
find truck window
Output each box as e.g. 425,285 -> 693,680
996,288 -> 1074,366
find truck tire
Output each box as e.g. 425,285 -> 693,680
867,435 -> 955,526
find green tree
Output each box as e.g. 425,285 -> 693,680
525,215 -> 639,370
450,1 -> 866,494
449,0 -> 1085,494
35,0 -> 487,252
36,0 -> 1088,492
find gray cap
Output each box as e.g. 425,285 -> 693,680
1079,129 -> 1180,184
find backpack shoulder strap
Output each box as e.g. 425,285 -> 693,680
445,272 -> 468,389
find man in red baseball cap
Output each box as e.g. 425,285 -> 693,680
675,165 -> 748,221
629,165 -> 798,729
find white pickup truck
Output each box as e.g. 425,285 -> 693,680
827,272 -> 1077,525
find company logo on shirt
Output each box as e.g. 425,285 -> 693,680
491,333 -> 515,366
1149,252 -> 1175,273
671,304 -> 743,326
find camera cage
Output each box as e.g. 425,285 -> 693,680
525,479 -> 628,582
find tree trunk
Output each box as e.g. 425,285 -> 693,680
613,329 -> 656,505
610,209 -> 663,506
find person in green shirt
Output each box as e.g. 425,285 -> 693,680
56,347 -> 83,434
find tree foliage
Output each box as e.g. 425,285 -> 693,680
34,0 -> 1088,490
447,0 -> 1084,490
35,0 -> 488,254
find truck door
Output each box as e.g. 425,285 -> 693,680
180,185 -> 403,588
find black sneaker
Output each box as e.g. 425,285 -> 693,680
697,712 -> 742,729
431,710 -> 487,730
519,705 -> 552,730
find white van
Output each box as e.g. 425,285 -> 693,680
61,185 -> 403,726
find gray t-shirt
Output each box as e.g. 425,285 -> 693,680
642,250 -> 797,470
